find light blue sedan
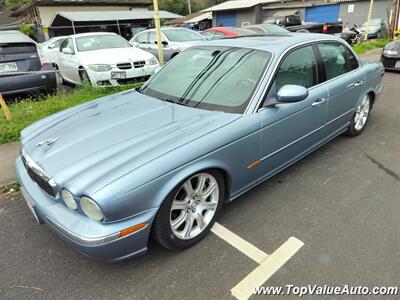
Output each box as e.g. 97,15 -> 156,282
16,33 -> 384,262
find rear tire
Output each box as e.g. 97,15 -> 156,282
152,170 -> 224,250
346,94 -> 371,137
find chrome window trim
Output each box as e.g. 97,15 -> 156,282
250,38 -> 362,114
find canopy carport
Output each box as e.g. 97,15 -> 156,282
49,10 -> 182,39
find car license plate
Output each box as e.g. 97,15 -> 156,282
111,71 -> 126,79
21,187 -> 40,223
395,61 -> 400,69
334,33 -> 342,37
0,62 -> 18,73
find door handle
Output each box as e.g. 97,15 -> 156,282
311,98 -> 327,107
354,80 -> 364,86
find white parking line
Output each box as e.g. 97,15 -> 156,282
211,222 -> 269,264
231,237 -> 304,300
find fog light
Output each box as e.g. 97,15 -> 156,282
62,189 -> 78,210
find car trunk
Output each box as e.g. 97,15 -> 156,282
0,42 -> 41,74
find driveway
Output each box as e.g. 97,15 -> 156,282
1,69 -> 399,299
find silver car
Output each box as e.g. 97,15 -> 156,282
130,27 -> 205,61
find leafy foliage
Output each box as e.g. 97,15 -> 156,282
352,38 -> 390,55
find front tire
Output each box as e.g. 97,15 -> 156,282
152,171 -> 224,250
346,94 -> 371,136
79,69 -> 91,86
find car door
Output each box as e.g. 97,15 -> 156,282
316,42 -> 364,135
133,31 -> 150,52
58,38 -> 80,83
47,38 -> 64,64
258,45 -> 328,176
148,31 -> 173,60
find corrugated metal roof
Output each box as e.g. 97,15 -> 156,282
203,0 -> 280,12
184,12 -> 212,24
56,10 -> 183,22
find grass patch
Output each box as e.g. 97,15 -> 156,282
352,38 -> 390,55
0,84 -> 141,145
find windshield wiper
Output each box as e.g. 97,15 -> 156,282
162,98 -> 187,106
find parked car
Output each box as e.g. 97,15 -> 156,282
56,32 -> 159,87
130,27 -> 205,61
339,24 -> 362,45
39,36 -> 67,66
201,27 -> 255,39
244,24 -> 290,35
264,14 -> 343,34
360,18 -> 388,39
0,30 -> 57,97
381,39 -> 400,70
17,34 -> 384,262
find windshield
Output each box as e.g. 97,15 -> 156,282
163,29 -> 205,42
76,35 -> 131,52
140,47 -> 271,113
260,24 -> 290,34
362,19 -> 381,27
228,28 -> 254,35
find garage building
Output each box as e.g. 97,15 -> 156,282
205,0 -> 393,28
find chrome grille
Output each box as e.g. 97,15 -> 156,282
21,151 -> 58,198
133,61 -> 145,68
117,63 -> 132,70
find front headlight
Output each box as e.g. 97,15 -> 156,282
80,196 -> 104,221
88,64 -> 112,72
383,49 -> 399,56
62,189 -> 78,210
147,57 -> 159,65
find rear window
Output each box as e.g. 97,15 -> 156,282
0,43 -> 37,55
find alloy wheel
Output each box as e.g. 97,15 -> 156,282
354,95 -> 370,131
170,173 -> 219,240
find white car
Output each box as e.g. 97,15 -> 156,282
39,36 -> 67,66
57,32 -> 159,87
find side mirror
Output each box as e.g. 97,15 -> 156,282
62,48 -> 73,55
276,85 -> 309,103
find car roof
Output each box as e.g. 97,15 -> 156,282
70,32 -> 117,38
0,30 -> 36,44
196,33 -> 345,55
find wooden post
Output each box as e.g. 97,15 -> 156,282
0,93 -> 12,121
364,0 -> 375,40
153,0 -> 165,66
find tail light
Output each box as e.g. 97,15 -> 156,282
322,25 -> 328,33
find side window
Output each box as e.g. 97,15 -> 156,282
149,31 -> 156,44
318,43 -> 350,80
135,32 -> 148,44
344,47 -> 359,71
59,39 -> 68,52
274,46 -> 318,91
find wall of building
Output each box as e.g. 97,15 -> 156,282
339,0 -> 392,26
38,5 -> 147,27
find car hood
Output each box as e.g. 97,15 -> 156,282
77,47 -> 154,64
21,90 -> 240,194
360,25 -> 379,32
384,40 -> 400,52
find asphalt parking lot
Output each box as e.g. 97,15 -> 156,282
1,70 -> 399,299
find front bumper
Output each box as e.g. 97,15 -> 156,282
381,55 -> 400,71
16,157 -> 158,262
0,65 -> 57,96
88,64 -> 159,87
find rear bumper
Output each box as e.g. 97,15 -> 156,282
0,65 -> 57,96
16,156 -> 158,262
381,55 -> 400,71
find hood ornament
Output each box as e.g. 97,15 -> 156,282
36,136 -> 61,147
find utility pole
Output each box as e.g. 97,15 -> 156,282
153,0 -> 164,65
187,0 -> 192,15
390,0 -> 400,39
364,0 -> 374,40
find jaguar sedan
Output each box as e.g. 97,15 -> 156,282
17,34 -> 384,262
